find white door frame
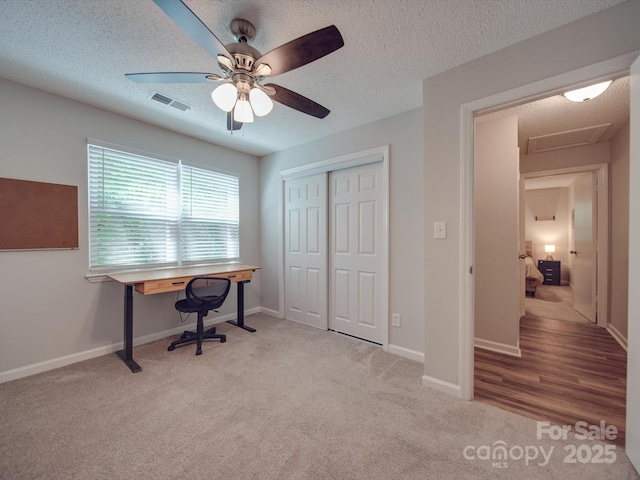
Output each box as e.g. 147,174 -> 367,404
459,52 -> 639,401
279,145 -> 390,350
521,164 -> 609,328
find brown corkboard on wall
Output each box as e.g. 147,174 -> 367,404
0,177 -> 79,249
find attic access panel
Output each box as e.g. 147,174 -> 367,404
527,123 -> 611,154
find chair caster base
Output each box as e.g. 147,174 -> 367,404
167,333 -> 226,354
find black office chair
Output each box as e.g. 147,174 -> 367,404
168,276 -> 231,355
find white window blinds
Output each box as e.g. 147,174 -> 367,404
88,143 -> 239,271
180,164 -> 239,263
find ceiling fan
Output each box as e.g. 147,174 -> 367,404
126,0 -> 344,131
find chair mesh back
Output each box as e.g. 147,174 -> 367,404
188,277 -> 231,310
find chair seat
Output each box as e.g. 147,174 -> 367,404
175,296 -> 225,313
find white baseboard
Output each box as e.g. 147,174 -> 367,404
388,344 -> 424,363
260,307 -> 281,318
0,310 -> 256,385
421,374 -> 461,397
474,338 -> 522,357
0,343 -> 123,385
607,323 -> 628,352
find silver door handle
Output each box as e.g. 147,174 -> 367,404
518,254 -> 527,259
570,250 -> 577,255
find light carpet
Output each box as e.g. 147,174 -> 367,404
1,314 -> 637,479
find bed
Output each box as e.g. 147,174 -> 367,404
524,241 -> 544,297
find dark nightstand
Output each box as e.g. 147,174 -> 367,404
538,260 -> 561,286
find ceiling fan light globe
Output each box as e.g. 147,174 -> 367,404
211,83 -> 238,112
249,88 -> 274,116
234,98 -> 254,123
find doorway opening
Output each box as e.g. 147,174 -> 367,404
470,73 -> 630,443
521,165 -> 608,327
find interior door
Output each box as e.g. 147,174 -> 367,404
284,174 -> 328,329
329,162 -> 385,344
572,171 -> 596,323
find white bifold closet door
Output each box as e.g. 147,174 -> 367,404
329,162 -> 385,344
284,173 -> 328,329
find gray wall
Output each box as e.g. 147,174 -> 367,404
610,119 -> 630,339
422,1 -> 640,387
0,78 -> 260,377
259,108 -> 425,358
473,116 -> 520,350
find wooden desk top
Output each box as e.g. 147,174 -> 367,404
108,264 -> 260,295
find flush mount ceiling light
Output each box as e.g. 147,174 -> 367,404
126,0 -> 344,133
563,80 -> 612,102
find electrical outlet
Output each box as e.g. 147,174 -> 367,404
391,313 -> 401,327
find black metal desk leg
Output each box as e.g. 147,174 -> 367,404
116,284 -> 142,373
227,280 -> 256,332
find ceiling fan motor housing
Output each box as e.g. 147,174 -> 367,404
226,44 -> 261,72
225,19 -> 262,75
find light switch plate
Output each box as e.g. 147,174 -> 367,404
434,221 -> 447,239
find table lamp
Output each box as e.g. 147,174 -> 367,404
544,244 -> 555,260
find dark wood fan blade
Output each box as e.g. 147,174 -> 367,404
153,0 -> 232,62
265,83 -> 330,119
227,112 -> 243,131
125,72 -> 215,83
255,25 -> 344,77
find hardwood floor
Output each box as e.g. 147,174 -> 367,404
474,316 -> 627,446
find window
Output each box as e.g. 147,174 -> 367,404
88,143 -> 239,271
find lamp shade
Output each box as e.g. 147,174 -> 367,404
563,80 -> 612,102
211,83 -> 238,112
544,244 -> 555,260
233,97 -> 254,123
249,88 -> 273,117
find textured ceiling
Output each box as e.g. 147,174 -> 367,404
0,0 -> 627,156
478,75 -> 630,154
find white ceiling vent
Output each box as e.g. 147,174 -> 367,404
149,91 -> 191,112
527,123 -> 611,155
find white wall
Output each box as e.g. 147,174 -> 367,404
259,108 -> 425,359
0,78 -> 260,379
422,1 -> 640,388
